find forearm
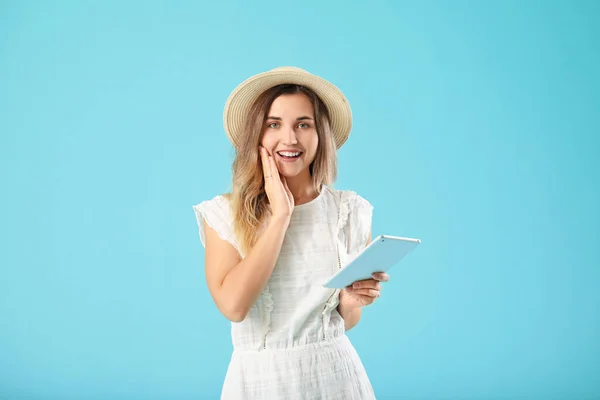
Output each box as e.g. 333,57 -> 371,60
219,215 -> 289,319
338,304 -> 362,331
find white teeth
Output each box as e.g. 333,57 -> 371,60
279,151 -> 300,157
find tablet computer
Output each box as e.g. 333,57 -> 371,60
323,235 -> 421,289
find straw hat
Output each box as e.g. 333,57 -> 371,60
223,66 -> 352,149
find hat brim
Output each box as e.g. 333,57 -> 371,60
223,68 -> 352,149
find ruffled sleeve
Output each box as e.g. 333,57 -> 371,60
337,190 -> 374,259
192,195 -> 241,254
346,193 -> 374,255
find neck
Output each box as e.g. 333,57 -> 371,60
285,170 -> 318,206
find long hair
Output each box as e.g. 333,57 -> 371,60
229,84 -> 337,255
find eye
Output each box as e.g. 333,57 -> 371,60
268,122 -> 280,129
298,122 -> 310,129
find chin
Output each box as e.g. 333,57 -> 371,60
279,169 -> 304,179
277,164 -> 309,179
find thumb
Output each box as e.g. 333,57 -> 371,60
282,177 -> 291,193
282,178 -> 294,202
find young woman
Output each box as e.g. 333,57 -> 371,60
193,67 -> 389,399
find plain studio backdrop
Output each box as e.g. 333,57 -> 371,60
1,1 -> 599,399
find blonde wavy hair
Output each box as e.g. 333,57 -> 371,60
228,84 -> 337,254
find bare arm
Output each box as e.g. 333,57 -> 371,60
204,215 -> 290,322
204,146 -> 294,322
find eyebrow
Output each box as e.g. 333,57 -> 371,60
267,116 -> 314,121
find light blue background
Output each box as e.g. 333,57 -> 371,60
1,1 -> 599,399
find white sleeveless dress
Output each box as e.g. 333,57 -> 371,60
192,185 -> 376,399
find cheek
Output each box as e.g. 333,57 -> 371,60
260,132 -> 276,151
306,134 -> 319,156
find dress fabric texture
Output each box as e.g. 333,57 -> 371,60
193,185 -> 376,399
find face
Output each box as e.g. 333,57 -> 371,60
260,93 -> 319,179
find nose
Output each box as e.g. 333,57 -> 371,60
283,125 -> 298,145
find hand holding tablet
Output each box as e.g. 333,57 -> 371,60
323,235 -> 421,289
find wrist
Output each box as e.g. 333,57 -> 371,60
337,300 -> 362,331
337,298 -> 359,317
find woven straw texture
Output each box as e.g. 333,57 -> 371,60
223,67 -> 352,149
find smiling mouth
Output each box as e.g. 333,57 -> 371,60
277,151 -> 303,160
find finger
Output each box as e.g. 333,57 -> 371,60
351,278 -> 376,286
259,147 -> 271,179
353,294 -> 375,306
268,152 -> 279,178
282,176 -> 292,195
352,279 -> 381,290
349,288 -> 380,298
372,272 -> 390,282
